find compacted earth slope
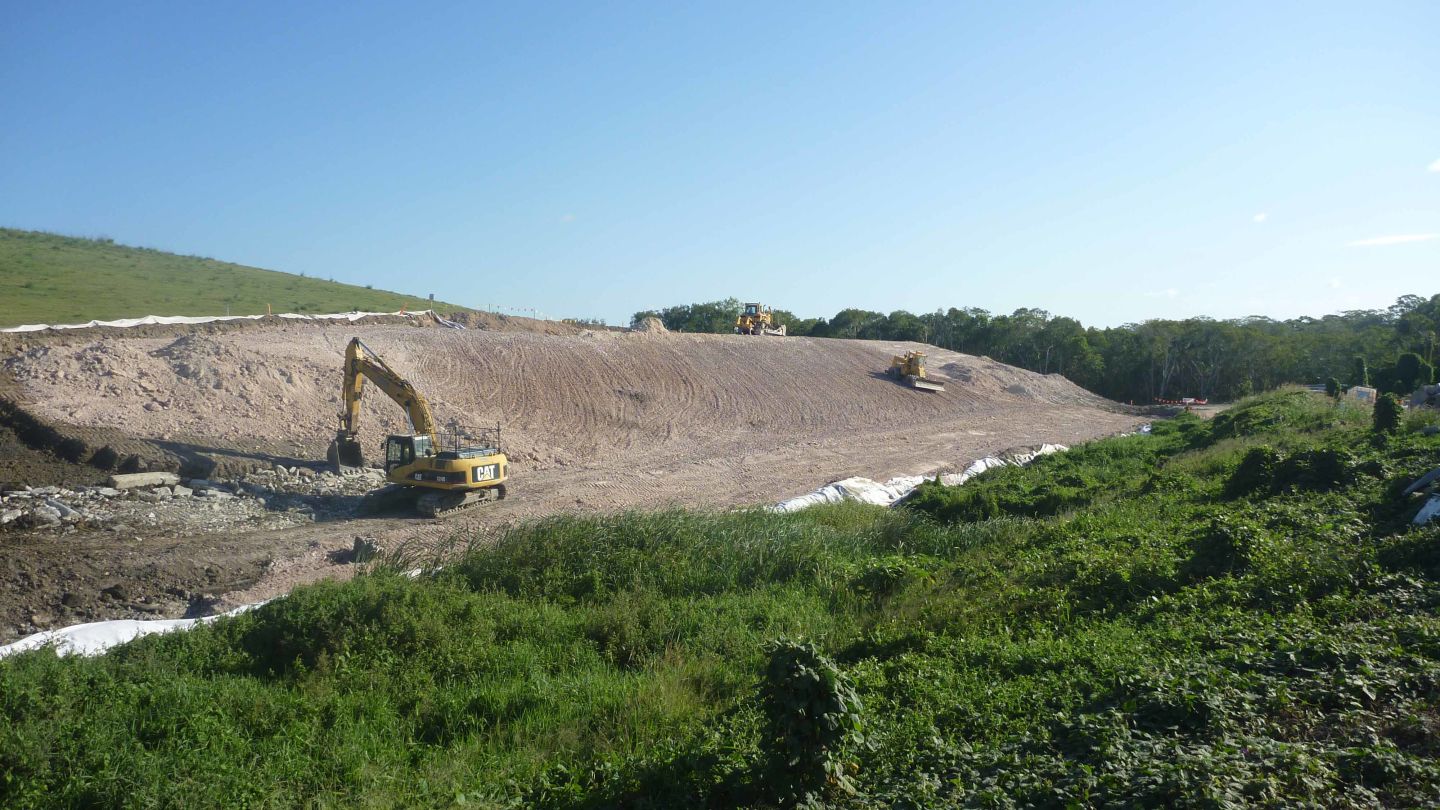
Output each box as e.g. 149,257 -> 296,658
0,322 -> 1142,639
6,325 -> 1120,470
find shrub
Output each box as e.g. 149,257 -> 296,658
759,639 -> 864,807
1352,355 -> 1369,388
1373,393 -> 1402,434
1271,448 -> 1358,492
1225,445 -> 1279,497
1395,353 -> 1433,392
1325,377 -> 1340,399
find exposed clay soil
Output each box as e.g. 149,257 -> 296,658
0,319 -> 1144,641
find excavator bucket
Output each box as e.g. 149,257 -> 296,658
327,431 -> 366,474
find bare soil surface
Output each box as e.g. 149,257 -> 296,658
0,320 -> 1143,642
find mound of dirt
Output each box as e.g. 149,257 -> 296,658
632,317 -> 669,334
6,326 -> 1128,475
439,311 -> 587,335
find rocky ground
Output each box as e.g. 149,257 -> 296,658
2,466 -> 386,536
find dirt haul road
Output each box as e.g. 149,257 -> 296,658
0,322 -> 1143,640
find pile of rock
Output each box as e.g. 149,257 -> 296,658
1,484 -> 128,529
0,465 -> 390,536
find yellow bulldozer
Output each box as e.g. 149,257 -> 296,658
326,337 -> 509,517
735,302 -> 787,336
888,351 -> 945,392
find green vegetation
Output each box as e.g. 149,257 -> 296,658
5,391 -> 1440,806
1353,355 -> 1372,388
0,228 -> 469,326
634,295 -> 1440,404
1374,393 -> 1404,434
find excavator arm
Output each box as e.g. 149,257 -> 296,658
328,337 -> 438,471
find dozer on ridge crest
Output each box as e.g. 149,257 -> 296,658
735,302 -> 787,336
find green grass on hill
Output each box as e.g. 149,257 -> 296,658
0,228 -> 470,327
4,391 -> 1440,807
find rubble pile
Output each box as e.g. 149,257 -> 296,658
1,466 -> 389,536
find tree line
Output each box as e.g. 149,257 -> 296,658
631,295 -> 1440,403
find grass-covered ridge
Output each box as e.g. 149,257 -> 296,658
0,228 -> 469,326
4,391 -> 1440,807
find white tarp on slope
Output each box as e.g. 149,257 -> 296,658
771,444 -> 1068,513
1415,495 -> 1440,526
2,309 -> 465,333
0,600 -> 269,659
0,566 -> 434,660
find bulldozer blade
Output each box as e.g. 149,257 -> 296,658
907,375 -> 945,393
327,433 -> 367,474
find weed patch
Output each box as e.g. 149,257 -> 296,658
4,391 -> 1440,806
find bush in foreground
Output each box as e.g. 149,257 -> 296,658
3,391 -> 1440,807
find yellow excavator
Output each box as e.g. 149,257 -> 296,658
735,302 -> 787,336
888,351 -> 945,392
327,337 -> 508,517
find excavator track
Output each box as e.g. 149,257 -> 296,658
415,484 -> 506,518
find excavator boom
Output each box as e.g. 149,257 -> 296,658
329,338 -> 439,472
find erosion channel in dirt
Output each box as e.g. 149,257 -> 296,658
0,320 -> 1144,641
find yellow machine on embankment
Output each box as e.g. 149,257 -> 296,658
326,337 -> 508,517
735,302 -> 787,336
888,351 -> 945,392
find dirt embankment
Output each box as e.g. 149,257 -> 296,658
0,320 -> 1142,641
5,326 -> 1122,472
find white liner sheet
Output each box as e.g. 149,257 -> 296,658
2,309 -> 465,333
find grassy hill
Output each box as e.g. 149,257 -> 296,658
4,392 -> 1440,806
0,228 -> 470,327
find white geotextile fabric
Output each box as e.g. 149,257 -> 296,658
771,444 -> 1068,513
1,309 -> 465,333
0,600 -> 268,660
0,568 -> 429,660
1416,495 -> 1440,527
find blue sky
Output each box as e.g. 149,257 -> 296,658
3,1 -> 1437,326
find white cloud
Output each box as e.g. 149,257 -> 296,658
1429,157 -> 1440,172
1329,277 -> 1342,289
1252,212 -> 1268,224
1345,233 -> 1438,247
1144,288 -> 1180,299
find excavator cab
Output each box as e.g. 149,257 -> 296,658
383,434 -> 429,472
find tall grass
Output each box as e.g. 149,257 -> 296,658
3,391 -> 1439,807
0,228 -> 468,326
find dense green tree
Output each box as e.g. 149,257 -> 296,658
632,298 -> 742,333
1351,355 -> 1370,388
1372,393 -> 1402,434
1395,352 -> 1433,393
631,293 -> 1437,403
